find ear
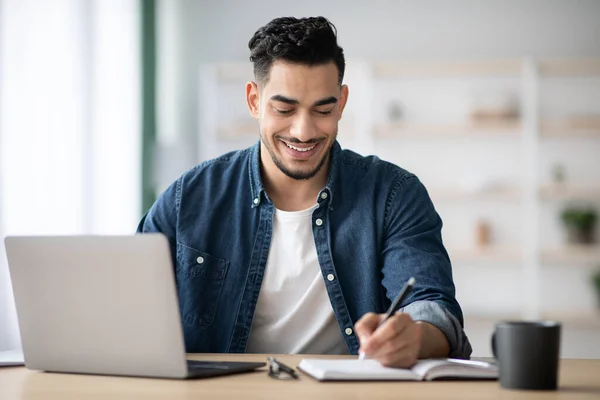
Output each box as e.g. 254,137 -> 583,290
337,84 -> 349,120
246,81 -> 260,119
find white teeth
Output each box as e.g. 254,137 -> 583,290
285,142 -> 316,152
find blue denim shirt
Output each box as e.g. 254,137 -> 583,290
137,141 -> 472,358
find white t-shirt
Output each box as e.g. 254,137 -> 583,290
245,204 -> 349,355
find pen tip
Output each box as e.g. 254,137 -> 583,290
408,277 -> 416,286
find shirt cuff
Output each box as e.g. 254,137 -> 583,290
400,300 -> 473,359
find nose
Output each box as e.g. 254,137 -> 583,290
289,111 -> 317,142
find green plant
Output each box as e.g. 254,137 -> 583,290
561,207 -> 597,229
593,270 -> 600,291
593,270 -> 600,307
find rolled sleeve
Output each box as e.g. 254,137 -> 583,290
401,300 -> 472,359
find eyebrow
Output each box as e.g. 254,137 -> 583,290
270,95 -> 338,107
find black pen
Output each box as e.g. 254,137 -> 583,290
358,276 -> 416,360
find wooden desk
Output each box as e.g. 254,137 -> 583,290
1,354 -> 599,399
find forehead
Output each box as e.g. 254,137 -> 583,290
262,61 -> 339,100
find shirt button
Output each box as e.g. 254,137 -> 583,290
315,218 -> 323,226
196,256 -> 204,264
320,192 -> 328,200
327,274 -> 335,281
345,328 -> 353,336
253,198 -> 259,205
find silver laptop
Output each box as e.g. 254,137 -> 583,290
4,234 -> 264,379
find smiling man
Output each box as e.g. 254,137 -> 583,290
138,16 -> 472,367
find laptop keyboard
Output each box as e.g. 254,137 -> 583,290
187,360 -> 232,370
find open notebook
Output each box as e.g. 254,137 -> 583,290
298,358 -> 498,381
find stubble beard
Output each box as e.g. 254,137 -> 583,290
260,131 -> 335,181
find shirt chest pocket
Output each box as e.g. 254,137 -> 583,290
176,243 -> 229,328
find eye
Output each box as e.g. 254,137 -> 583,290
275,109 -> 293,115
315,110 -> 333,116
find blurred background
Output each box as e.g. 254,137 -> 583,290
1,0 -> 599,357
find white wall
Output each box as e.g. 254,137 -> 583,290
166,0 -> 600,160
180,0 -> 600,60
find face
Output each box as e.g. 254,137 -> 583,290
246,61 -> 348,181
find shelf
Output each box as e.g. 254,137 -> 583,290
539,184 -> 600,200
206,58 -> 600,81
541,245 -> 600,265
541,118 -> 600,138
541,129 -> 600,138
429,187 -> 522,202
539,59 -> 600,77
448,246 -> 522,263
216,122 -> 259,139
463,314 -> 523,324
373,59 -> 522,78
465,311 -> 600,328
373,121 -> 521,139
215,63 -> 253,82
540,311 -> 600,328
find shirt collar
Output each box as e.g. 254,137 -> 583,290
248,140 -> 341,209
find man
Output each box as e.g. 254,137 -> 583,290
138,16 -> 472,367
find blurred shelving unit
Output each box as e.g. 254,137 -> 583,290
539,184 -> 600,200
372,59 -> 522,78
541,119 -> 600,138
448,246 -> 522,264
216,121 -> 258,140
541,245 -> 600,265
538,59 -> 600,77
373,121 -> 521,139
199,57 -> 600,324
540,310 -> 600,328
465,310 -> 600,328
535,58 -> 600,330
429,186 -> 522,202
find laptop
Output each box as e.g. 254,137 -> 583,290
4,234 -> 265,379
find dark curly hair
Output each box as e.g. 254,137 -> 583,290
248,16 -> 345,85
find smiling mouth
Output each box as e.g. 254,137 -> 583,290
282,141 -> 317,152
278,138 -> 322,160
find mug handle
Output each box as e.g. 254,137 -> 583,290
491,331 -> 497,358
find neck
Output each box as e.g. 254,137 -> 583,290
260,144 -> 329,212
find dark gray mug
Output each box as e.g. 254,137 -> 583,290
491,321 -> 561,390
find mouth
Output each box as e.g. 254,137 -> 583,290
279,139 -> 322,160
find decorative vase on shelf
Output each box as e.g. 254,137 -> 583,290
387,101 -> 404,122
551,163 -> 566,184
475,220 -> 491,248
468,88 -> 520,128
566,226 -> 595,244
560,206 -> 597,245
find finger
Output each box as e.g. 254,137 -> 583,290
373,325 -> 421,366
375,324 -> 423,368
354,312 -> 385,344
371,335 -> 406,362
378,345 -> 419,368
367,316 -> 421,365
361,313 -> 412,355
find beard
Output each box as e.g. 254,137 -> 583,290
260,131 -> 335,181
